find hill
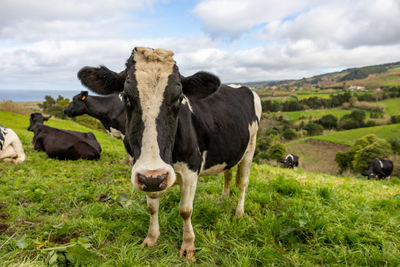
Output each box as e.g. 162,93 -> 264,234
246,61 -> 400,90
1,111 -> 400,265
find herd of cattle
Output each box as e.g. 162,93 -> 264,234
0,47 -> 395,258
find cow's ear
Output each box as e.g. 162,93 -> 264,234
44,115 -> 52,121
81,91 -> 88,101
78,66 -> 126,95
181,71 -> 221,100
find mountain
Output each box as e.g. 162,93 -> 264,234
243,61 -> 400,90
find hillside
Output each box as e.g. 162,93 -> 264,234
1,111 -> 400,265
247,61 -> 400,90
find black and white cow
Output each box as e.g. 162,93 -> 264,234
28,113 -> 102,160
366,158 -> 393,179
0,125 -> 26,163
64,91 -> 126,139
77,47 -> 261,258
282,153 -> 299,168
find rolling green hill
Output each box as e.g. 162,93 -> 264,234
1,111 -> 400,266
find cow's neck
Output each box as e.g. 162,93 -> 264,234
84,96 -> 114,129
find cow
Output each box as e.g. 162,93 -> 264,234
282,153 -> 299,168
28,113 -> 102,160
64,91 -> 126,139
77,47 -> 261,259
366,158 -> 393,179
0,125 -> 26,163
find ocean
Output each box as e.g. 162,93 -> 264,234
0,89 -> 81,102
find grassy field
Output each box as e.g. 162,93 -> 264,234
308,123 -> 400,146
1,111 -> 400,266
282,108 -> 352,120
378,98 -> 400,116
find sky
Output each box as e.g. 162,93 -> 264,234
1,0 -> 400,91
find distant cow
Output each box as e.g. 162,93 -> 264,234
77,47 -> 261,258
28,113 -> 101,160
0,125 -> 26,163
282,154 -> 299,168
366,158 -> 393,179
64,91 -> 126,139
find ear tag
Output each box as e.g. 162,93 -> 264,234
33,117 -> 36,121
82,95 -> 86,100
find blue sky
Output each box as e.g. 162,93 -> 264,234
0,0 -> 400,90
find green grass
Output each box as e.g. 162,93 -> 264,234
283,108 -> 353,120
309,124 -> 400,146
378,98 -> 400,116
296,93 -> 337,100
1,111 -> 400,266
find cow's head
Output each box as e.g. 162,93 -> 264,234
28,113 -> 51,131
77,47 -> 220,195
64,91 -> 88,117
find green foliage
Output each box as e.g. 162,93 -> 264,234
339,110 -> 366,130
73,115 -> 105,132
335,134 -> 392,174
318,114 -> 338,129
391,115 -> 400,124
254,135 -> 273,163
282,128 -> 297,140
39,95 -> 70,119
389,137 -> 400,155
267,142 -> 287,162
2,111 -> 400,266
303,122 -> 324,136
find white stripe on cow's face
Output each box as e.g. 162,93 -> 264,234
130,48 -> 177,191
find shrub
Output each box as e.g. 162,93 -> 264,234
267,143 -> 287,162
339,110 -> 366,129
365,120 -> 377,127
303,122 -> 324,136
254,136 -> 273,163
335,134 -> 392,175
391,115 -> 400,124
318,114 -> 338,129
39,95 -> 70,119
266,128 -> 280,136
353,139 -> 392,173
389,137 -> 400,155
282,128 -> 297,140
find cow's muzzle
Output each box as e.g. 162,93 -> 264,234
136,172 -> 169,192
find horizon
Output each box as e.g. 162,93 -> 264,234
1,0 -> 400,91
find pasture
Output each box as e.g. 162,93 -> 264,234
282,108 -> 352,121
379,97 -> 400,116
1,111 -> 400,265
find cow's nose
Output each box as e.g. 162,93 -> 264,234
136,171 -> 169,192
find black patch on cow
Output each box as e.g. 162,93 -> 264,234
122,63 -> 144,164
0,126 -> 7,151
156,64 -> 182,165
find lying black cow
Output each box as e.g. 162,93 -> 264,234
64,91 -> 126,139
28,113 -> 101,160
77,47 -> 261,259
366,158 -> 393,179
282,153 -> 299,168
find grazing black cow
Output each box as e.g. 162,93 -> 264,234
282,153 -> 299,168
64,91 -> 126,139
28,113 -> 101,160
366,158 -> 393,179
77,47 -> 261,259
0,125 -> 26,163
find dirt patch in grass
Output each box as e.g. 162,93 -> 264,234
287,139 -> 350,175
0,222 -> 10,233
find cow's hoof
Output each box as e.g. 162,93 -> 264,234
141,237 -> 158,247
178,242 -> 195,259
235,209 -> 245,218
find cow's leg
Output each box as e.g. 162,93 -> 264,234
221,169 -> 232,199
178,170 -> 198,259
235,131 -> 257,218
141,196 -> 160,247
0,145 -> 17,161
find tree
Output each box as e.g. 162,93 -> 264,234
318,114 -> 338,129
267,143 -> 287,162
303,122 -> 324,136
